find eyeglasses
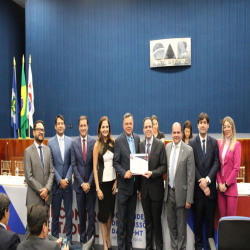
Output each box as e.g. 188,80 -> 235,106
34,128 -> 45,133
223,125 -> 232,130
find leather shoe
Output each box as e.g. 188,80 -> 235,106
82,236 -> 94,250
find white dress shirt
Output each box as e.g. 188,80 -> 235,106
34,141 -> 44,163
0,222 -> 6,229
57,134 -> 65,158
144,136 -> 153,155
81,135 -> 87,155
199,134 -> 207,154
81,135 -> 88,186
168,140 -> 182,183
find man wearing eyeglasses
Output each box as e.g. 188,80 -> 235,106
23,120 -> 55,239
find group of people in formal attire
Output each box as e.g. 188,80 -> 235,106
0,112 -> 241,250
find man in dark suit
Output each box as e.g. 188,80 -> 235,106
71,116 -> 96,246
47,115 -> 73,243
23,120 -> 55,239
114,113 -> 140,250
164,122 -> 195,250
0,193 -> 20,250
188,113 -> 219,250
138,117 -> 167,250
17,204 -> 61,250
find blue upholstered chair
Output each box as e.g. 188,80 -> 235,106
208,216 -> 250,250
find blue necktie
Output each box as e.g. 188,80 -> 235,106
38,146 -> 44,169
128,137 -> 135,181
202,139 -> 206,161
60,137 -> 64,162
170,145 -> 177,188
128,137 -> 134,154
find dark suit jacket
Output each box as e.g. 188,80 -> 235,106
47,135 -> 73,194
71,135 -> 96,193
0,224 -> 20,250
114,132 -> 140,196
138,137 -> 167,201
17,237 -> 60,250
23,142 -> 55,206
189,135 -> 219,199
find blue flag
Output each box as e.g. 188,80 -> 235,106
11,66 -> 19,138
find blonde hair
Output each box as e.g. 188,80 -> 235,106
220,116 -> 236,152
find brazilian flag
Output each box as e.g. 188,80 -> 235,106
20,62 -> 28,138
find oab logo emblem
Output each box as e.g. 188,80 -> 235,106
150,38 -> 191,67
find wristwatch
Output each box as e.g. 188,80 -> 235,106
225,182 -> 229,188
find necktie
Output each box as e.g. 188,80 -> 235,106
60,137 -> 64,161
170,145 -> 177,188
147,143 -> 151,157
83,139 -> 86,162
128,137 -> 134,154
202,139 -> 206,161
128,137 -> 135,181
38,146 -> 44,169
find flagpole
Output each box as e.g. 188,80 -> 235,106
19,55 -> 25,139
21,54 -> 28,139
13,57 -> 20,139
27,55 -> 31,138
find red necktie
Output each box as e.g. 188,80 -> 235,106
147,143 -> 151,158
83,139 -> 86,162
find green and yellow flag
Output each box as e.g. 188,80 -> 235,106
20,55 -> 28,138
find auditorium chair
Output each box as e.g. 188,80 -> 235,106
208,216 -> 250,250
1,160 -> 11,175
15,161 -> 24,176
237,166 -> 245,183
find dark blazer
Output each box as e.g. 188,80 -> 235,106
189,135 -> 219,199
114,132 -> 140,196
17,237 -> 60,250
47,135 -> 73,194
138,137 -> 167,201
156,131 -> 165,140
71,135 -> 96,193
0,225 -> 20,250
23,143 -> 55,206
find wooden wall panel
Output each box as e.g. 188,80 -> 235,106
0,139 -> 48,176
0,140 -> 8,161
238,139 -> 250,183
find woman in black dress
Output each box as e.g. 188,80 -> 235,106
93,116 -> 117,250
152,115 -> 165,142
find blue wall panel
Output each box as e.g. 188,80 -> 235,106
0,1 -> 25,138
22,0 -> 250,137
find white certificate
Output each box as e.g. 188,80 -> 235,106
130,154 -> 148,175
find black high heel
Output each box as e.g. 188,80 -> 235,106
106,241 -> 113,250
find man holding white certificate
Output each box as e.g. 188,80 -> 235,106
114,113 -> 140,250
138,117 -> 167,250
